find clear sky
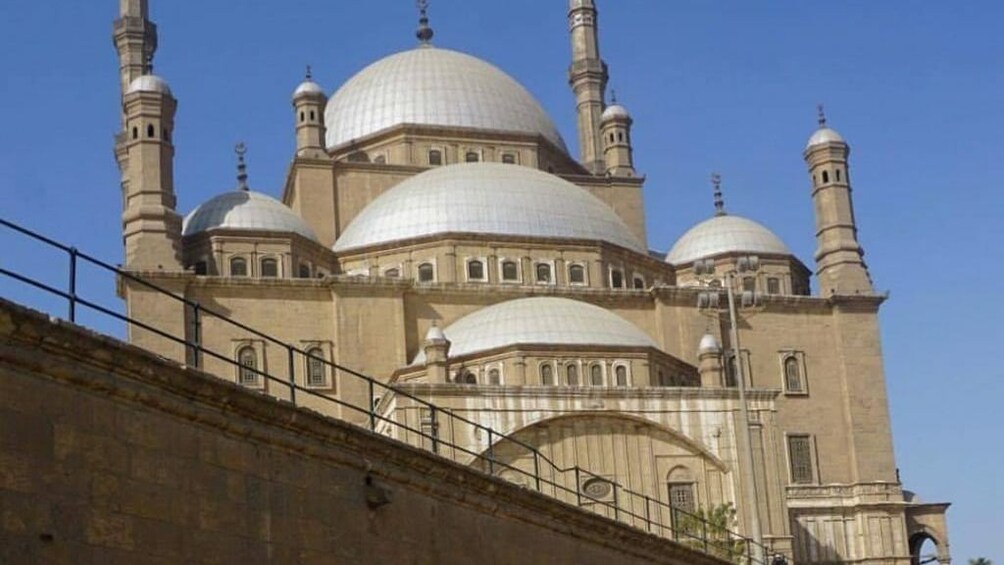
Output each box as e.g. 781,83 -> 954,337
1,1 -> 1001,561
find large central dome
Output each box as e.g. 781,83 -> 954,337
332,163 -> 644,253
324,47 -> 567,152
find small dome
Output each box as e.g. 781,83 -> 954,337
127,74 -> 171,96
425,324 -> 447,342
412,297 -> 656,364
666,215 -> 791,265
324,47 -> 567,152
806,127 -> 845,149
602,104 -> 631,121
333,162 -> 644,253
698,333 -> 720,354
183,191 -> 319,242
293,80 -> 324,98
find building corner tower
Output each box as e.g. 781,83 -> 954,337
803,107 -> 873,295
568,0 -> 608,175
113,0 -> 183,270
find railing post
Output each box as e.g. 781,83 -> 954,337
191,302 -> 201,369
612,483 -> 619,521
532,449 -> 541,492
574,467 -> 582,506
487,428 -> 494,475
368,380 -> 376,431
67,247 -> 77,322
287,346 -> 296,404
703,518 -> 709,554
430,407 -> 439,455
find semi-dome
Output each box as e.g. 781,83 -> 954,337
324,47 -> 567,151
806,127 -> 845,149
127,74 -> 171,96
183,191 -> 319,242
413,297 -> 657,364
665,215 -> 791,265
332,162 -> 644,253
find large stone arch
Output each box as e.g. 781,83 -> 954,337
472,413 -> 736,528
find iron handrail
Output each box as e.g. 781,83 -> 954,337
0,216 -> 771,564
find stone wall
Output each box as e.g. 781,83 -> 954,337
0,299 -> 724,565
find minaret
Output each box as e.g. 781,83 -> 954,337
600,91 -> 634,176
292,66 -> 328,157
803,106 -> 873,295
113,1 -> 182,271
568,0 -> 608,174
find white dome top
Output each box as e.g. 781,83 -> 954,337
293,80 -> 324,98
127,74 -> 171,96
665,215 -> 791,265
333,162 -> 644,253
183,191 -> 319,242
602,104 -> 631,121
806,127 -> 845,149
324,47 -> 567,151
698,333 -> 720,353
413,297 -> 657,364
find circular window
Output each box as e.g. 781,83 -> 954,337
581,477 -> 612,499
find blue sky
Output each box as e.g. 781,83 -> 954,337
1,1 -> 1001,560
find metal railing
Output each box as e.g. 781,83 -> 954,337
0,217 -> 771,564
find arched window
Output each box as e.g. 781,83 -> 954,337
488,368 -> 501,385
462,372 -> 477,384
465,151 -> 479,163
566,364 -> 579,386
767,277 -> 781,295
501,153 -> 516,164
147,124 -> 155,138
821,170 -> 830,183
373,155 -> 386,164
835,169 -> 842,182
467,259 -> 485,281
309,110 -> 316,121
617,132 -> 624,142
299,111 -> 305,123
667,466 -> 696,528
501,260 -> 519,282
590,364 -> 603,385
568,264 -> 586,284
384,268 -> 400,278
540,363 -> 554,385
742,277 -> 756,293
306,347 -> 326,387
784,356 -> 803,393
230,257 -> 248,277
615,365 -> 628,386
260,258 -> 278,278
428,149 -> 442,165
132,127 -> 138,140
725,355 -> 738,388
298,263 -> 311,278
609,133 -> 615,143
535,263 -> 552,284
237,346 -> 258,386
633,276 -> 645,289
417,263 -> 435,283
610,269 -> 624,289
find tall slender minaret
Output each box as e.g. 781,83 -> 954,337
113,1 -> 183,270
803,106 -> 873,295
568,0 -> 608,174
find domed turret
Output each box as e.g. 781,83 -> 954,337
600,95 -> 634,177
292,67 -> 327,156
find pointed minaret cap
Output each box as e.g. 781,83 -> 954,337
235,143 -> 250,191
806,104 -> 845,149
416,0 -> 434,44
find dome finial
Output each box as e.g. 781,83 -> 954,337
305,65 -> 313,81
416,0 -> 434,44
711,172 -> 726,216
235,142 -> 249,191
610,88 -> 617,104
817,103 -> 827,128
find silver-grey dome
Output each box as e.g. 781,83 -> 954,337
665,215 -> 791,265
127,75 -> 171,96
602,104 -> 630,121
413,297 -> 657,364
698,333 -> 720,354
293,79 -> 324,98
333,162 -> 644,253
324,47 -> 567,152
806,127 -> 845,149
183,191 -> 319,242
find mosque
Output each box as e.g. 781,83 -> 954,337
111,0 -> 950,562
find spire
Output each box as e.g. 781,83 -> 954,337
235,143 -> 249,191
712,172 -> 726,216
817,104 -> 827,128
305,65 -> 313,81
416,0 -> 434,44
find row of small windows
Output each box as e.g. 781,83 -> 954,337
298,110 -> 317,123
130,123 -> 170,142
192,257 -> 327,279
812,168 -> 843,186
721,352 -> 807,394
606,131 -> 626,144
428,149 -> 517,166
235,345 -> 330,389
540,362 -> 630,386
400,259 -> 646,289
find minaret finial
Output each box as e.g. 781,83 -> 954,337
817,104 -> 827,128
305,65 -> 313,81
145,55 -> 154,75
416,0 -> 434,44
235,143 -> 249,191
712,172 -> 726,216
610,88 -> 618,104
